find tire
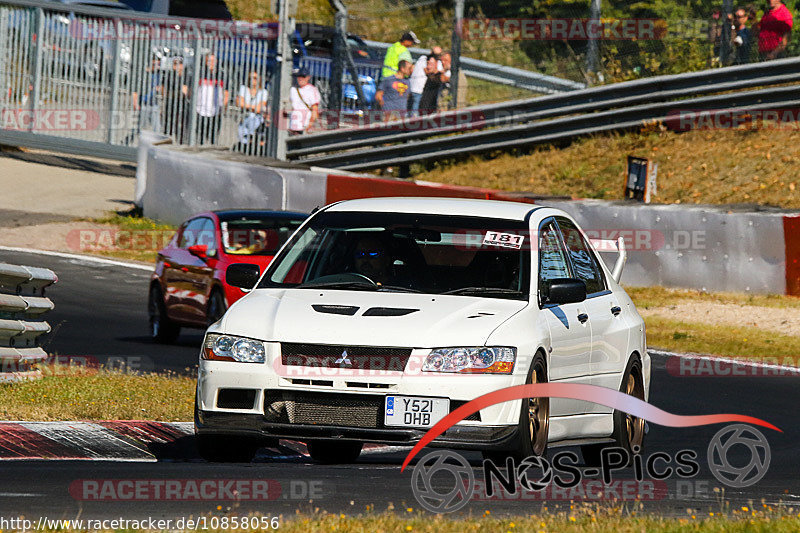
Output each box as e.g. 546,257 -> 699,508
306,441 -> 363,464
197,434 -> 262,463
148,284 -> 180,344
483,353 -> 549,463
207,288 -> 227,327
581,356 -> 646,466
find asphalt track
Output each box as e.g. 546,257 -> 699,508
1,249 -> 799,521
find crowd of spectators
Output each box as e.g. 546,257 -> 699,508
377,31 -> 455,120
713,0 -> 793,64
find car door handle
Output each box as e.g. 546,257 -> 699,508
577,313 -> 589,324
611,306 -> 621,316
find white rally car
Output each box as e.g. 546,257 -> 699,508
195,198 -> 649,464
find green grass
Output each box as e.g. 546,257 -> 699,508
626,285 -> 800,311
414,128 -> 800,208
36,508 -> 800,532
84,212 -> 176,263
0,366 -> 194,421
643,316 -> 800,361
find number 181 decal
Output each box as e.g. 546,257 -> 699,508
483,231 -> 525,249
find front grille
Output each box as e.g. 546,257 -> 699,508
264,390 -> 383,428
281,343 -> 412,371
263,391 -> 480,428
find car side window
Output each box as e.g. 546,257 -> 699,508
538,220 -> 571,301
198,218 -> 218,256
179,218 -> 207,249
556,217 -> 606,295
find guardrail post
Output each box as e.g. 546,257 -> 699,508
28,6 -> 44,132
186,32 -> 201,146
107,18 -> 123,145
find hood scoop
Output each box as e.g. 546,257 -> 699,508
362,307 -> 419,317
467,311 -> 496,319
312,304 -> 359,316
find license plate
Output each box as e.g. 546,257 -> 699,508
384,396 -> 450,428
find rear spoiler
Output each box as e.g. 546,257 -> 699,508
589,237 -> 627,283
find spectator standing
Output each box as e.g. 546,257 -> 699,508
408,45 -> 441,116
382,31 -> 419,79
758,0 -> 793,60
288,68 -> 321,135
419,52 -> 450,115
193,53 -> 229,145
162,57 -> 188,141
235,71 -> 269,151
376,60 -> 413,121
732,7 -> 754,64
133,56 -> 163,134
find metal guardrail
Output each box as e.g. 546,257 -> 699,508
0,262 -> 57,382
363,39 -> 585,94
286,56 -> 800,170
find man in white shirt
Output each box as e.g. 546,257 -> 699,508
408,46 -> 441,116
193,53 -> 229,145
289,68 -> 321,135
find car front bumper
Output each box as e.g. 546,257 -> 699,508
195,409 -> 520,451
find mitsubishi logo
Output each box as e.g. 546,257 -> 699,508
335,349 -> 352,366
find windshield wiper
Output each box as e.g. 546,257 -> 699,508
299,281 -> 379,291
442,287 -> 525,297
378,285 -> 422,293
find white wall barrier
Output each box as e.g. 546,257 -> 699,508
136,140 -> 800,295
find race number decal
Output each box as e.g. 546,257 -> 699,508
483,231 -> 524,249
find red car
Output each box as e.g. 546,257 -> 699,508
148,209 -> 307,343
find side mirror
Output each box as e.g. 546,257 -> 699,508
543,278 -> 587,305
187,244 -> 208,259
226,263 -> 261,290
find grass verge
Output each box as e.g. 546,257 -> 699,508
0,366 -> 194,421
84,212 -> 176,264
414,128 -> 800,209
643,316 -> 800,361
627,285 -> 800,310
37,508 -> 800,532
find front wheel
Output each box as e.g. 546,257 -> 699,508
148,284 -> 180,344
484,354 -> 549,463
207,288 -> 227,326
306,441 -> 363,464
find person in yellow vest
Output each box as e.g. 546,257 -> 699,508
382,31 -> 420,79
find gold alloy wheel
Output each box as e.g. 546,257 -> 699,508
529,364 -> 550,456
625,371 -> 646,450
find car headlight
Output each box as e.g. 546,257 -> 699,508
422,347 -> 516,374
203,334 -> 266,363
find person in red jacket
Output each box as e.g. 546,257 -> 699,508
758,0 -> 793,60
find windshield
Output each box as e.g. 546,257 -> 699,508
259,211 -> 531,299
221,217 -> 304,256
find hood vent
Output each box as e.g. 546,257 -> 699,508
312,304 -> 359,316
363,307 -> 419,317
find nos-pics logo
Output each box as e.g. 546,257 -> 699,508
411,423 -> 771,514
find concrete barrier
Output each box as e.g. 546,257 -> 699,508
136,141 -> 800,295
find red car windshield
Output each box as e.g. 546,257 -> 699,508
221,218 -> 304,256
